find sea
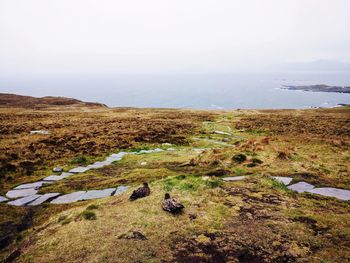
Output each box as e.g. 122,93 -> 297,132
0,72 -> 349,109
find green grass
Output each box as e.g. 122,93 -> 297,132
81,210 -> 97,220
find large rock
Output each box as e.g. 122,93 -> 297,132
6,188 -> 38,198
287,182 -> 315,193
0,196 -> 8,202
50,191 -> 86,204
272,177 -> 293,185
7,195 -> 41,206
307,187 -> 350,201
69,166 -> 91,173
79,188 -> 116,200
28,193 -> 61,206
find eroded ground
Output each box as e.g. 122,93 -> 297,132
1,106 -> 350,262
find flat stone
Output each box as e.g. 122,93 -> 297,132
28,193 -> 61,206
162,143 -> 172,146
307,187 -> 350,201
14,181 -> 46,190
167,148 -> 176,151
79,188 -> 116,200
110,152 -> 128,158
53,167 -> 63,172
0,196 -> 8,202
287,182 -> 315,193
69,166 -> 90,173
272,177 -> 293,185
43,173 -> 72,182
7,195 -> 41,206
214,130 -> 231,136
6,188 -> 38,198
30,130 -> 49,135
50,191 -> 86,204
222,176 -> 247,181
114,186 -> 129,196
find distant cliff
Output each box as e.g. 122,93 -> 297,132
0,93 -> 107,108
282,84 -> 350,94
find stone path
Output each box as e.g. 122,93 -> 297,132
222,175 -> 350,201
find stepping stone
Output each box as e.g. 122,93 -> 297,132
110,152 -> 128,158
6,188 -> 38,199
87,161 -> 110,169
69,166 -> 90,173
214,130 -> 231,136
114,186 -> 129,196
43,173 -> 72,182
79,188 -> 116,200
28,193 -> 61,206
14,181 -> 47,190
7,195 -> 41,206
272,177 -> 293,185
287,182 -> 315,193
307,188 -> 350,201
153,148 -> 164,152
162,143 -> 172,146
167,148 -> 176,151
0,196 -> 8,202
222,176 -> 247,182
30,130 -> 49,135
50,191 -> 86,204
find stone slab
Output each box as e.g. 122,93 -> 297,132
114,186 -> 129,196
222,176 -> 247,181
272,177 -> 293,185
69,166 -> 90,173
7,195 -> 41,206
28,193 -> 61,206
43,173 -> 71,182
287,182 -> 315,193
30,130 -> 49,135
6,188 -> 38,198
79,188 -> 116,200
50,191 -> 86,204
14,181 -> 46,190
214,130 -> 232,136
307,187 -> 350,201
0,196 -> 8,202
110,152 -> 128,158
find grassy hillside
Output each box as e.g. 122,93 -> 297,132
0,106 -> 349,262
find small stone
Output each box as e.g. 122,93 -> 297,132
307,187 -> 350,201
0,196 -> 8,202
287,182 -> 315,193
272,176 -> 293,185
214,130 -> 231,136
69,166 -> 90,173
28,193 -> 61,206
222,176 -> 247,182
53,167 -> 63,173
79,188 -> 116,201
50,191 -> 86,204
30,130 -> 49,135
162,143 -> 172,146
114,186 -> 129,196
7,195 -> 41,206
6,188 -> 38,199
140,162 -> 147,166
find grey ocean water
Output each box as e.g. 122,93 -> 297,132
0,72 -> 349,109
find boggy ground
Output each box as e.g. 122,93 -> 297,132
0,105 -> 350,263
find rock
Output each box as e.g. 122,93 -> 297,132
167,148 -> 176,151
69,166 -> 90,173
307,187 -> 350,201
114,186 -> 129,196
0,196 -> 8,202
79,188 -> 116,201
14,181 -> 49,190
53,167 -> 63,173
50,191 -> 86,204
7,195 -> 41,206
222,176 -> 247,182
30,130 -> 49,135
28,193 -> 61,206
287,182 -> 315,193
118,231 -> 147,240
6,188 -> 38,199
140,162 -> 147,166
272,176 -> 293,185
43,173 -> 72,182
162,143 -> 172,146
214,130 -> 231,136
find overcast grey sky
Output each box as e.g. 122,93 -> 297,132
1,0 -> 350,75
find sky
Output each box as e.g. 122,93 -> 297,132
0,0 -> 350,75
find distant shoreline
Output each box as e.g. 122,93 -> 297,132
281,84 -> 350,94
